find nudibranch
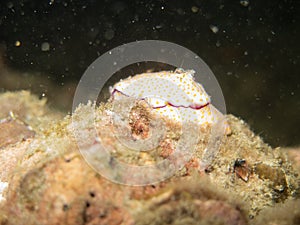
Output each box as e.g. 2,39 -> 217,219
110,68 -> 224,126
108,68 -> 229,171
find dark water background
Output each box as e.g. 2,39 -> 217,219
0,0 -> 299,147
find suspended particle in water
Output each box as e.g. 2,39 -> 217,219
15,40 -> 21,47
191,6 -> 199,13
240,0 -> 250,7
41,42 -> 50,51
209,25 -> 219,34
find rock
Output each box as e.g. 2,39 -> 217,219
0,91 -> 299,225
0,119 -> 35,149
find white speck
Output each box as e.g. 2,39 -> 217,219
113,62 -> 117,66
216,41 -> 221,47
209,25 -> 219,34
42,93 -> 46,97
191,6 -> 199,13
161,6 -> 164,10
244,51 -> 248,55
41,42 -> 50,51
240,0 -> 250,7
155,24 -> 163,29
108,51 -> 112,55
15,40 -> 21,47
46,147 -> 53,153
0,181 -> 8,202
95,136 -> 101,142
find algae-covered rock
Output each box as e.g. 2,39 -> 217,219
0,91 -> 299,225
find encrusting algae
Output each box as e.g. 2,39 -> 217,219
0,75 -> 299,224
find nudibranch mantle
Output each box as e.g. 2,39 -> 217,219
110,68 -> 223,125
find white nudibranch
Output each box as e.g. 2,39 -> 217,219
110,68 -> 224,126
